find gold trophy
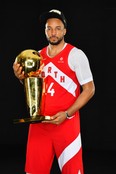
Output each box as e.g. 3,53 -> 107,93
13,49 -> 50,124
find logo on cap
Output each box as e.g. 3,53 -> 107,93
49,9 -> 62,15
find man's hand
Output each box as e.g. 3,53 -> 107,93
13,62 -> 25,80
42,111 -> 67,125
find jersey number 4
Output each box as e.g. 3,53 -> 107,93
47,82 -> 55,96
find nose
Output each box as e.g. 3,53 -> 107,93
51,29 -> 57,35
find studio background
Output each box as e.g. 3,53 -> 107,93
0,1 -> 116,173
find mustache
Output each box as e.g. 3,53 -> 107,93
49,36 -> 58,39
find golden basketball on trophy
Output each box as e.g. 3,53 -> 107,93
13,49 -> 51,124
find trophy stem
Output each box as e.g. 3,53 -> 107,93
24,77 -> 43,117
14,77 -> 51,124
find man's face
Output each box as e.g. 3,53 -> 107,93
45,18 -> 66,45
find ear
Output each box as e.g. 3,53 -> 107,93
63,28 -> 67,35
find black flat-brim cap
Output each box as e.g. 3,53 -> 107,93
39,9 -> 67,28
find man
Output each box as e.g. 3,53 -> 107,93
13,9 -> 95,174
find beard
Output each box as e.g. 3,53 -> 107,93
46,35 -> 64,45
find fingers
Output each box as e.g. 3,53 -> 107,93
42,112 -> 66,125
18,71 -> 25,80
13,62 -> 25,80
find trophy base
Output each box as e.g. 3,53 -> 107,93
13,115 -> 51,124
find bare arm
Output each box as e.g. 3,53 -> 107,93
67,80 -> 95,116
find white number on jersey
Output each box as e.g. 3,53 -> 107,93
47,82 -> 55,96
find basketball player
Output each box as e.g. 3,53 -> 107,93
13,9 -> 95,174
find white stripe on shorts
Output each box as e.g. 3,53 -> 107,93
58,133 -> 81,171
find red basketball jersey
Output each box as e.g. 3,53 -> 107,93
40,43 -> 80,116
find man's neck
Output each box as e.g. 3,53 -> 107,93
48,41 -> 66,57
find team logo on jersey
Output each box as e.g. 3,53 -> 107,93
58,57 -> 64,63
